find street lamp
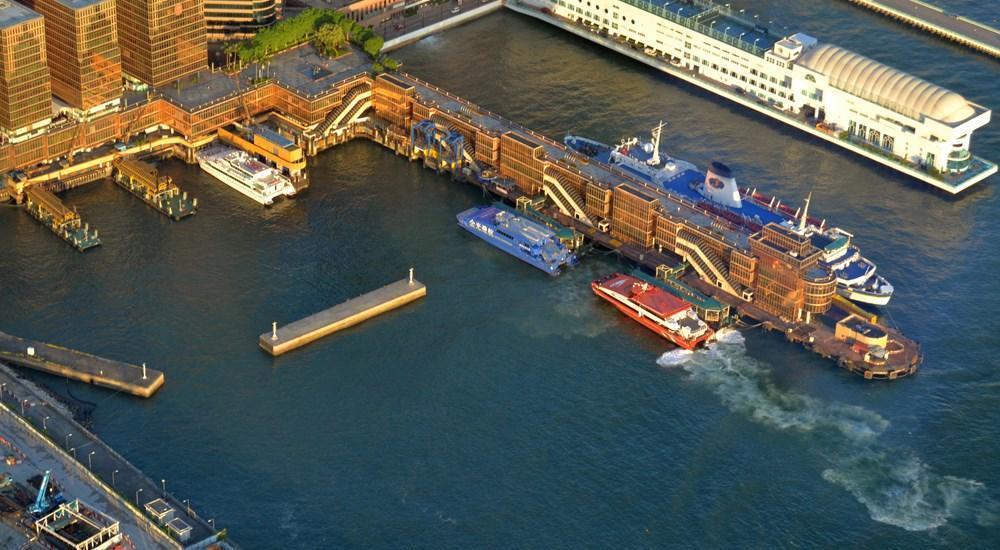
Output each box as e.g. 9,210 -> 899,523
208,519 -> 215,530
1,382 -> 6,398
113,470 -> 119,489
65,433 -> 72,450
70,447 -> 76,459
88,451 -> 95,470
183,499 -> 191,516
161,479 -> 166,497
43,416 -> 49,430
20,399 -> 27,416
135,488 -> 143,505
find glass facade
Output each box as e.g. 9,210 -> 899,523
0,5 -> 51,134
116,0 -> 206,87
204,0 -> 277,38
35,0 -> 121,111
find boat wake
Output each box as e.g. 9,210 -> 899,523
657,329 -> 994,531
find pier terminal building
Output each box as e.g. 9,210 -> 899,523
521,0 -> 992,183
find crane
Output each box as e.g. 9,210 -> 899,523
28,470 -> 52,515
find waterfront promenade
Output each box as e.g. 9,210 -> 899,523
842,0 -> 1000,58
0,364 -> 228,548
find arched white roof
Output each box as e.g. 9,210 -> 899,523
796,44 -> 975,124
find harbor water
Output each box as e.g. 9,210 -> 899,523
2,1 -> 999,546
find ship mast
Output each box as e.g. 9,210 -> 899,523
651,120 -> 666,166
798,192 -> 812,233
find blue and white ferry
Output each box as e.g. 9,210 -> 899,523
457,203 -> 578,276
565,123 -> 893,305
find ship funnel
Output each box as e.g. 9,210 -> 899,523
702,161 -> 742,208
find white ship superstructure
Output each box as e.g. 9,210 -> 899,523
521,0 -> 993,185
197,147 -> 297,206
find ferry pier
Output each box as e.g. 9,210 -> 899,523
0,332 -> 164,398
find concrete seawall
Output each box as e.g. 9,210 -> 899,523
384,1 -> 504,52
260,277 -> 427,356
0,332 -> 164,398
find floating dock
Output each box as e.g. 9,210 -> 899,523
113,158 -> 197,220
23,187 -> 101,251
0,332 -> 164,397
260,271 -> 427,356
843,0 -> 1000,58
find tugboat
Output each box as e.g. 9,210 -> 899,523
592,273 -> 714,350
457,203 -> 578,276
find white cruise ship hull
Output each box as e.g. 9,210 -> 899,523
197,148 -> 295,206
837,286 -> 892,306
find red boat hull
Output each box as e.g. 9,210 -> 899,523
592,281 -> 713,350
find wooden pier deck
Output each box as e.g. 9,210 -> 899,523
260,273 -> 427,356
0,332 -> 164,397
843,0 -> 1000,58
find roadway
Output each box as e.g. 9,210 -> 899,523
0,364 -> 225,547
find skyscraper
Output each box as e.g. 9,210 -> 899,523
116,0 -> 206,88
204,0 -> 278,39
33,0 -> 122,112
0,0 -> 52,138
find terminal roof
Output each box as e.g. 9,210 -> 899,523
796,43 -> 976,124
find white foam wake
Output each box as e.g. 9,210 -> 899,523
656,329 -> 992,531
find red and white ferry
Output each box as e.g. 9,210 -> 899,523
592,273 -> 714,350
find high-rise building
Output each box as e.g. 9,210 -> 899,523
33,0 -> 121,112
204,0 -> 279,39
116,0 -> 206,88
0,0 -> 52,139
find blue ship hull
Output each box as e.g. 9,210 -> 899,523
457,205 -> 576,276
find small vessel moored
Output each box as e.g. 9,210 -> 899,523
592,273 -> 714,350
457,203 -> 578,276
196,147 -> 296,206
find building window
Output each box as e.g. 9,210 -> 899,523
882,134 -> 894,150
869,129 -> 880,144
805,74 -> 816,82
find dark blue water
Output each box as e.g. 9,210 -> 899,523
2,4 -> 999,547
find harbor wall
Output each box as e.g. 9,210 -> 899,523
503,2 -> 996,193
383,1 -> 504,51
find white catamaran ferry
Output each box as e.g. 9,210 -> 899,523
197,147 -> 296,206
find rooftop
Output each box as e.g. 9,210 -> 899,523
796,43 -> 977,124
52,0 -> 109,10
0,0 -> 41,30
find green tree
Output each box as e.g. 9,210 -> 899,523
314,23 -> 347,57
363,36 -> 384,59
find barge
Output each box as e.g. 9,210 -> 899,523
23,187 -> 100,252
113,158 -> 197,220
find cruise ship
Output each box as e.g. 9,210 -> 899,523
514,0 -> 995,192
457,203 -> 578,276
566,125 -> 893,305
592,273 -> 713,350
196,147 -> 297,205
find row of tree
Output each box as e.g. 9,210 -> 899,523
225,9 -> 386,64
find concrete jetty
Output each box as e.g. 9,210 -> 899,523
843,0 -> 1000,59
260,270 -> 427,356
0,332 -> 164,398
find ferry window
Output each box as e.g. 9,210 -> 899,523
751,69 -> 758,76
740,75 -> 747,82
631,19 -> 635,24
769,87 -> 776,94
604,7 -> 608,12
805,74 -> 816,83
684,42 -> 691,48
778,91 -> 785,98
